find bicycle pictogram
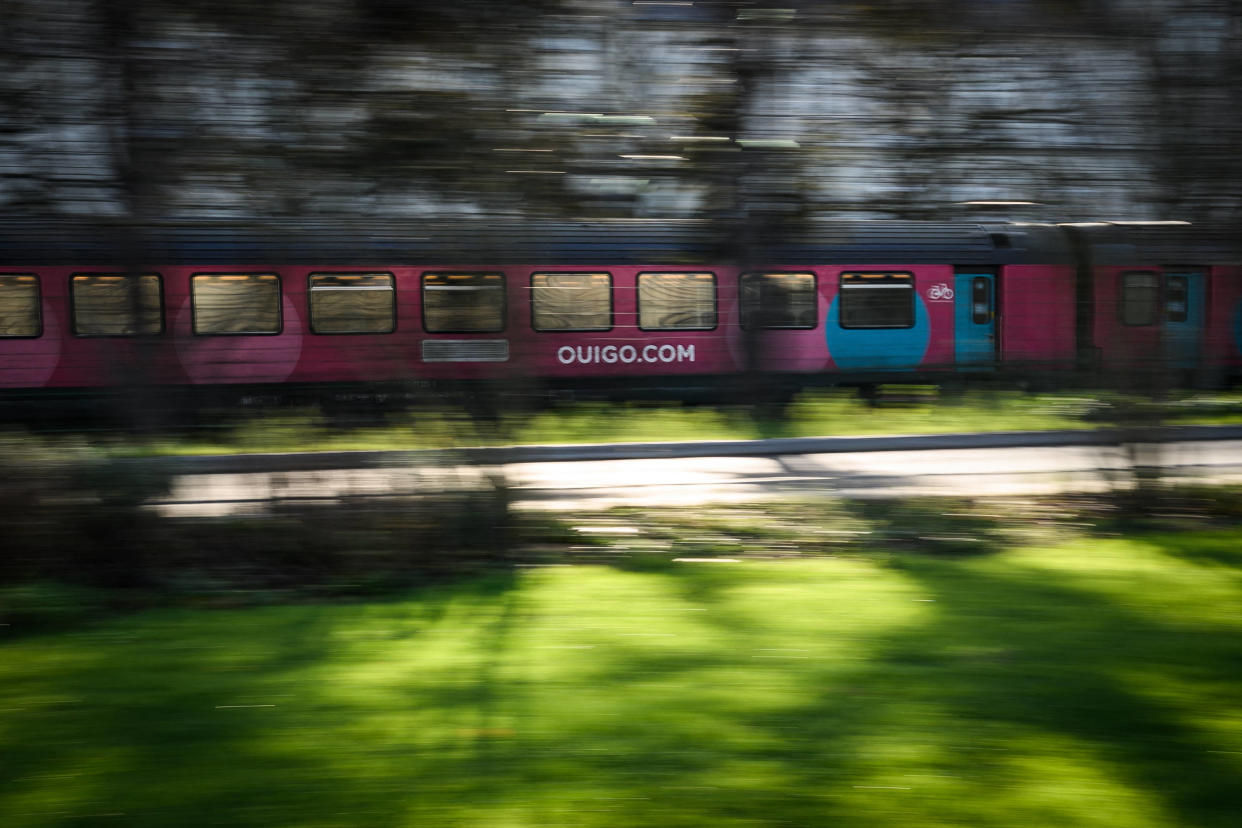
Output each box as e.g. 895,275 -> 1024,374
927,283 -> 954,301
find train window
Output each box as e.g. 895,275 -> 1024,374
1120,272 -> 1159,326
191,273 -> 281,335
422,272 -> 505,333
531,272 -> 612,332
838,272 -> 914,329
740,272 -> 817,330
71,274 -> 163,336
0,274 -> 41,337
308,273 -> 395,334
1166,275 -> 1188,323
971,277 -> 992,325
637,272 -> 716,331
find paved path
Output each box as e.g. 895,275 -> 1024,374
152,431 -> 1242,515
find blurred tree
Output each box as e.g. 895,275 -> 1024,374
3,0 -> 1240,222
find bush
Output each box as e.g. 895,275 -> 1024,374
0,433 -> 170,587
0,581 -> 105,633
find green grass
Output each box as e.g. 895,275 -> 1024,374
120,390 -> 1110,456
4,529 -> 1242,826
111,389 -> 1242,456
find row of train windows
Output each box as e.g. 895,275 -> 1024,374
0,271 -> 915,338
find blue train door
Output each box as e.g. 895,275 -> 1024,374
1164,270 -> 1205,371
954,271 -> 996,367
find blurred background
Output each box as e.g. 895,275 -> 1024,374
2,0 -> 1240,225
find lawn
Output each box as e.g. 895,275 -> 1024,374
124,388 -> 1242,457
3,529 -> 1242,827
135,389 -> 1190,455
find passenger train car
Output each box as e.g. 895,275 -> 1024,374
1063,222 -> 1242,385
0,219 -> 1238,406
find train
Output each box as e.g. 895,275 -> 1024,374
0,218 -> 1239,410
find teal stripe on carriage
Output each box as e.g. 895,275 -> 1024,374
825,294 -> 930,371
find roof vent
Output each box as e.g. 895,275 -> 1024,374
989,233 -> 1011,249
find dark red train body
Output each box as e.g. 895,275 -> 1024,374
0,220 -> 1239,405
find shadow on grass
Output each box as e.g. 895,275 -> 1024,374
4,544 -> 1242,827
0,573 -> 523,827
855,555 -> 1242,824
528,552 -> 1242,826
1140,529 -> 1242,571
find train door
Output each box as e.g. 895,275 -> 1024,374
1163,270 -> 1205,372
954,270 -> 996,367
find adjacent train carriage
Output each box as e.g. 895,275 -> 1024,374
1064,222 -> 1242,386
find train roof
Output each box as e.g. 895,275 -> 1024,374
1063,222 -> 1242,266
0,218 -> 1075,267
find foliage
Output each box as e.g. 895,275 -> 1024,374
125,389 -> 1114,456
3,0 -> 1241,222
8,397 -> 1242,605
0,431 -> 530,598
0,434 -> 169,588
0,582 -> 106,632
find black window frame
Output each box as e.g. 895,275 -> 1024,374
190,272 -> 283,336
530,271 -> 614,333
1119,271 -> 1160,327
70,272 -> 165,337
307,271 -> 397,336
420,271 -> 507,335
838,271 -> 916,330
0,273 -> 43,338
739,271 -> 818,331
636,271 -> 718,332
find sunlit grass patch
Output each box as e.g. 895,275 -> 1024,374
24,388 -> 1242,459
3,531 -> 1242,826
96,390 -> 1123,456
